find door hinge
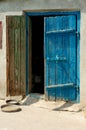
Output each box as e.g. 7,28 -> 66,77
76,32 -> 80,39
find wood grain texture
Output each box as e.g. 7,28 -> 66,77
44,14 -> 78,102
6,16 -> 26,96
28,17 -> 32,93
9,17 -> 15,95
14,16 -> 21,95
6,17 -> 10,96
20,16 -> 26,96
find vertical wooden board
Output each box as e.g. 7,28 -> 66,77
45,17 -> 50,88
48,17 -> 55,32
62,35 -> 68,84
44,18 -> 53,99
62,16 -> 68,30
57,16 -> 63,30
56,35 -> 63,98
14,16 -> 21,95
69,33 -> 76,100
8,17 -> 15,96
48,36 -> 56,86
63,34 -> 70,100
77,12 -> 80,102
44,17 -> 49,89
20,16 -> 26,96
69,34 -> 76,83
44,18 -> 47,97
55,16 -> 62,99
44,18 -> 49,59
68,15 -> 77,100
61,35 -> 66,99
6,17 -> 10,96
55,17 -> 63,99
55,16 -> 71,100
28,17 -> 32,93
57,17 -> 64,99
48,61 -> 56,100
61,16 -> 69,100
54,16 -> 63,31
77,13 -> 80,86
47,18 -> 56,100
69,15 -> 76,30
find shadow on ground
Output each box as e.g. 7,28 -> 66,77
21,93 -> 44,106
5,94 -> 82,112
52,101 -> 82,112
53,102 -> 74,111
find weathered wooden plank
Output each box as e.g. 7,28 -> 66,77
44,17 -> 49,99
14,16 -> 21,95
17,17 -> 21,95
55,17 -> 62,99
20,16 -> 26,96
47,83 -> 74,88
76,13 -> 80,102
67,16 -> 77,100
44,16 -> 55,100
44,15 -> 78,101
61,16 -> 69,100
28,17 -> 32,93
62,34 -> 69,100
6,16 -> 26,96
69,33 -> 76,100
6,17 -> 10,96
57,36 -> 63,99
46,17 -> 56,100
8,17 -> 15,96
46,29 -> 76,34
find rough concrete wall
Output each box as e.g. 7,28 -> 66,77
0,12 -> 22,99
0,0 -> 85,12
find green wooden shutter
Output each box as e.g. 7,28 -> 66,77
6,16 -> 26,96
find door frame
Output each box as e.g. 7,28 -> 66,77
24,9 -> 80,102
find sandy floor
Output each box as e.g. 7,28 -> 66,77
0,95 -> 86,130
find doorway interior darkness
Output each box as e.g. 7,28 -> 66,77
30,16 -> 44,94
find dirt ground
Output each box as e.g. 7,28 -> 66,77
0,95 -> 86,130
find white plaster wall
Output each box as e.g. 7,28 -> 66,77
0,13 -> 6,99
0,0 -> 85,12
0,12 -> 22,99
80,12 -> 86,105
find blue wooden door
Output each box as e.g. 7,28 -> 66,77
44,15 -> 79,101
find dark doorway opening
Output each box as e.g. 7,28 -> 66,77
31,16 -> 44,94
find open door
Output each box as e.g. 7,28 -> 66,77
30,16 -> 44,94
6,16 -> 26,96
44,15 -> 80,102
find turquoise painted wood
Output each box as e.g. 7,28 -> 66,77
44,15 -> 79,101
